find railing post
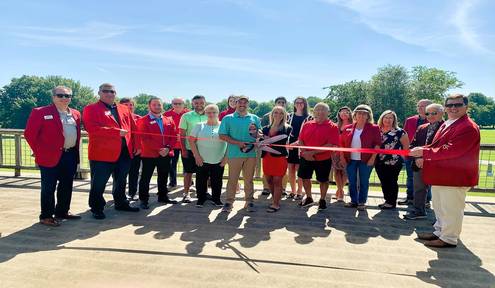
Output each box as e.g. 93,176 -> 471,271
14,134 -> 21,177
0,133 -> 3,166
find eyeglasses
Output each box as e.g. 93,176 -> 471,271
101,89 -> 116,94
205,111 -> 217,114
445,103 -> 465,108
425,112 -> 438,116
172,102 -> 183,105
55,94 -> 72,98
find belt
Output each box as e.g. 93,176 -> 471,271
62,147 -> 77,152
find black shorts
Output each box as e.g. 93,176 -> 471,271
181,150 -> 197,173
287,148 -> 300,164
297,158 -> 332,183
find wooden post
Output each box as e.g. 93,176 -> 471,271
14,134 -> 21,177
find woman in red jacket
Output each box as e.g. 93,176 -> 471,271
340,105 -> 381,211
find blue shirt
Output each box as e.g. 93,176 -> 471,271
149,113 -> 164,134
218,112 -> 261,158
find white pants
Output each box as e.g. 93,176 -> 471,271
431,185 -> 470,245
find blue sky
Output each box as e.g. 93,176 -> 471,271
1,0 -> 494,103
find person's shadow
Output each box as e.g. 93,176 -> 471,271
417,241 -> 495,287
0,201 -> 155,264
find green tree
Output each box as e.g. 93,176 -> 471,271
468,92 -> 494,106
368,65 -> 411,123
0,75 -> 95,128
324,80 -> 369,111
410,66 -> 463,104
253,102 -> 272,118
132,93 -> 156,116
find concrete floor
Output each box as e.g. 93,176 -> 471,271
0,174 -> 494,288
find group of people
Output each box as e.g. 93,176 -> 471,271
24,83 -> 480,249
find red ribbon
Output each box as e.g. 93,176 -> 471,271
115,128 -> 409,156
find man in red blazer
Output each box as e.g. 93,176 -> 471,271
410,94 -> 480,248
137,97 -> 179,209
24,85 -> 82,226
83,83 -> 140,219
120,98 -> 142,200
401,99 -> 432,205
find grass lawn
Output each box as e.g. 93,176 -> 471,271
481,129 -> 495,144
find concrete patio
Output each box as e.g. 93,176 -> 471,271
0,174 -> 494,287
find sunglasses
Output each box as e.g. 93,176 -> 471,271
55,94 -> 72,98
101,89 -> 116,94
425,112 -> 438,116
445,103 -> 465,108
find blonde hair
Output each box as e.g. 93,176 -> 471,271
377,110 -> 398,129
269,106 -> 289,130
352,104 -> 374,124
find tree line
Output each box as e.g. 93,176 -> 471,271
1,65 -> 494,129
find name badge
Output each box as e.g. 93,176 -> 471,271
150,120 -> 157,125
44,115 -> 53,120
104,111 -> 112,116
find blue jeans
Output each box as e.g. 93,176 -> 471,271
168,149 -> 181,187
405,159 -> 414,199
346,160 -> 373,204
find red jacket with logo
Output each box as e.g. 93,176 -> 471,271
83,101 -> 137,162
422,115 -> 480,187
24,104 -> 81,167
137,114 -> 177,158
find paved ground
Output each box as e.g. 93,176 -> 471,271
0,173 -> 494,288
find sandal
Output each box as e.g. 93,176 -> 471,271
287,193 -> 295,199
266,206 -> 280,213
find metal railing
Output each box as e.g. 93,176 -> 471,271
0,128 -> 494,192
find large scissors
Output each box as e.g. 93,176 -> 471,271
255,134 -> 288,155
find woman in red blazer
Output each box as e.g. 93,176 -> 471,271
339,104 -> 381,211
136,97 -> 178,208
410,94 -> 480,248
24,86 -> 81,226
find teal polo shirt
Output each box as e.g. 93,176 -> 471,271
218,112 -> 261,158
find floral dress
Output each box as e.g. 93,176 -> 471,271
377,128 -> 406,166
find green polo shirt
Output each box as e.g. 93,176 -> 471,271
218,112 -> 261,158
179,110 -> 207,150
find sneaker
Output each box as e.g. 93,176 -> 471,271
357,204 -> 366,211
294,194 -> 303,201
140,202 -> 150,210
287,193 -> 295,199
182,194 -> 192,203
282,190 -> 287,196
318,199 -> 327,210
299,197 -> 314,207
246,202 -> 256,212
212,199 -> 224,207
222,203 -> 232,213
261,188 -> 270,196
398,199 -> 413,205
404,211 -> 427,220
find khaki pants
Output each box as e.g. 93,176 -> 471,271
431,185 -> 469,245
226,157 -> 257,204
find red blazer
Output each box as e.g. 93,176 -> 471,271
24,104 -> 81,167
83,101 -> 137,162
422,115 -> 480,187
137,114 -> 177,158
404,115 -> 421,142
340,122 -> 381,163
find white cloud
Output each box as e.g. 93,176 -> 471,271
159,24 -> 252,37
321,0 -> 494,57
